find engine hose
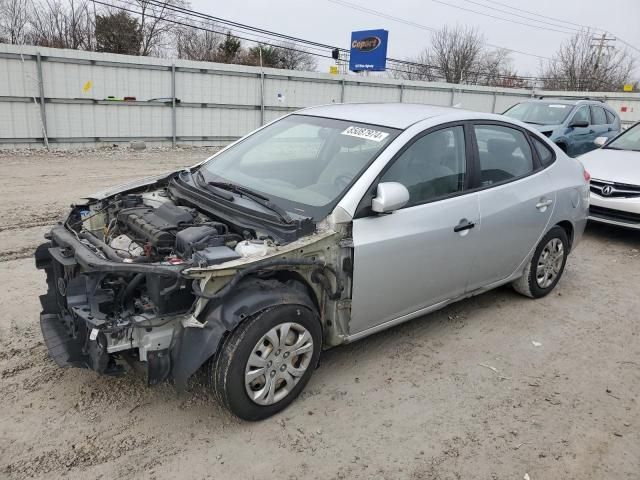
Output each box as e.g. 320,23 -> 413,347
79,231 -> 124,262
117,273 -> 145,308
192,258 -> 344,302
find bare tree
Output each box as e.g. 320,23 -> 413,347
276,42 -> 317,71
175,22 -> 222,62
0,0 -> 29,43
541,32 -> 636,91
395,26 -> 513,86
428,25 -> 484,84
135,0 -> 186,56
242,41 -> 317,71
477,48 -> 515,86
27,0 -> 94,50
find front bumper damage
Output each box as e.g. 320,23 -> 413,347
36,221 -> 346,388
36,224 -> 190,384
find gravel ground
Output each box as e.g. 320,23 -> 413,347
0,148 -> 639,480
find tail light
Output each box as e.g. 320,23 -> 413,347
583,169 -> 591,182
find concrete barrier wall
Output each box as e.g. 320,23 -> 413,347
1,43 -> 639,149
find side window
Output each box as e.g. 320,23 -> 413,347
531,137 -> 555,166
381,126 -> 466,207
605,109 -> 616,124
474,124 -> 534,185
572,106 -> 590,125
591,106 -> 607,125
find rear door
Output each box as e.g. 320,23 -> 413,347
466,123 -> 555,291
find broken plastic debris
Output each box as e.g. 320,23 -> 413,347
532,341 -> 542,347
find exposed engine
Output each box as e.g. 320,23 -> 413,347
100,193 -> 243,267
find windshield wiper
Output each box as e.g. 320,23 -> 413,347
194,171 -> 234,201
208,181 -> 293,224
603,146 -> 622,150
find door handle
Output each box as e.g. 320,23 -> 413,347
454,219 -> 475,232
536,199 -> 553,209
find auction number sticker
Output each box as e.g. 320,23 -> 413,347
341,126 -> 389,142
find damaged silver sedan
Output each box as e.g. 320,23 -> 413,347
36,104 -> 589,420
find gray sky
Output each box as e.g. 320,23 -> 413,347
190,0 -> 640,77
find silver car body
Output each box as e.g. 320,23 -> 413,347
288,104 -> 588,340
37,103 -> 589,388
579,136 -> 640,230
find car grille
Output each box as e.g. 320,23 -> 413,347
590,179 -> 640,198
589,205 -> 640,224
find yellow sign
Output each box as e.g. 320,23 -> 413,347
623,84 -> 633,92
329,65 -> 339,75
82,80 -> 93,93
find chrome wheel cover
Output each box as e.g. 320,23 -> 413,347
244,322 -> 314,406
536,238 -> 564,289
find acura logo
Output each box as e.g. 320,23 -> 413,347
601,185 -> 614,196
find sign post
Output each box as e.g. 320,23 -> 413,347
349,29 -> 388,72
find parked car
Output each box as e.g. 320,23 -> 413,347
503,99 -> 621,158
579,121 -> 640,229
35,104 -> 589,420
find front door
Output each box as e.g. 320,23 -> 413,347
349,125 -> 479,336
568,105 -> 594,156
466,123 -> 555,290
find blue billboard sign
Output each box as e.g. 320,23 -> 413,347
349,29 -> 388,72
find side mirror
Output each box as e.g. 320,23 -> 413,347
372,182 -> 410,213
569,120 -> 589,128
594,136 -> 608,147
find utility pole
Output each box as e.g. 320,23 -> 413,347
590,32 -> 616,90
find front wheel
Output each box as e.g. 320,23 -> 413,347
513,226 -> 569,298
208,304 -> 321,421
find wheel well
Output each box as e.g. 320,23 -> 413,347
266,270 -> 321,314
555,221 -> 574,251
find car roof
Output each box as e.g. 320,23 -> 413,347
297,103 -> 467,129
522,98 -> 607,107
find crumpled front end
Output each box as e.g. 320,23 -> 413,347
34,176 -> 347,387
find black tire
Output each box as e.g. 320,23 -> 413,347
512,226 -> 569,299
208,304 -> 321,421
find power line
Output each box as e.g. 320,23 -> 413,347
127,0 -> 560,82
431,0 -> 579,35
458,0 -> 584,33
461,0 -> 640,54
326,0 -> 555,62
473,0 -> 603,31
94,0 -> 607,87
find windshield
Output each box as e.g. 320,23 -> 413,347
504,102 -> 573,126
605,123 -> 640,151
199,114 -> 399,219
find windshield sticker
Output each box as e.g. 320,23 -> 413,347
341,126 -> 389,142
548,104 -> 568,108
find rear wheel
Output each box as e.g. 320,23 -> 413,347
513,226 -> 569,298
209,304 -> 321,421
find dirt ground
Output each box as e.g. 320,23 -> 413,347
0,147 -> 638,480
